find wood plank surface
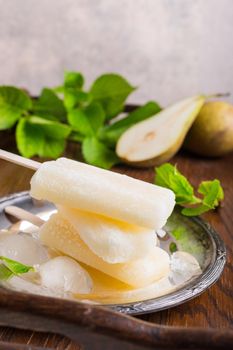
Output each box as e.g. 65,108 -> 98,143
0,141 -> 232,349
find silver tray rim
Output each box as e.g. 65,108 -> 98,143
0,191 -> 227,315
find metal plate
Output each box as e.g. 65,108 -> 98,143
0,192 -> 226,315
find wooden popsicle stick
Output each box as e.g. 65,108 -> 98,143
5,206 -> 45,228
0,150 -> 40,171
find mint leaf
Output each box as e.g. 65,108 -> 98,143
55,72 -> 87,110
33,88 -> 66,121
68,131 -> 85,142
64,71 -> 84,89
90,74 -> 135,119
64,90 -> 91,110
198,180 -> 224,206
0,256 -> 34,275
181,204 -> 211,216
155,163 -> 200,205
63,72 -> 86,110
111,101 -> 161,129
16,118 -> 44,158
201,179 -> 223,209
182,179 -> 224,216
39,138 -> 66,158
0,264 -> 14,280
82,137 -> 119,169
99,101 -> 161,146
16,117 -> 70,158
29,116 -> 71,139
68,102 -> 105,136
0,86 -> 32,130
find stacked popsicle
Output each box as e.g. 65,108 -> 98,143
30,158 -> 175,301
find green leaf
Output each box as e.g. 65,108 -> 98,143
90,74 -> 135,119
55,72 -> 86,110
82,137 -> 119,169
182,179 -> 224,216
68,102 -> 105,136
64,89 -> 91,110
39,138 -> 66,158
16,117 -> 70,158
155,163 -> 200,205
29,116 -> 71,139
0,256 -> 34,275
181,204 -> 210,216
111,101 -> 161,129
0,86 -> 32,130
99,101 -> 161,146
68,131 -> 85,142
16,118 -> 44,158
64,71 -> 84,89
198,180 -> 224,206
32,88 -> 66,121
0,264 -> 14,280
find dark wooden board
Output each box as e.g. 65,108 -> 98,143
0,137 -> 232,349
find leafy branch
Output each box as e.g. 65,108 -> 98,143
0,72 -> 161,169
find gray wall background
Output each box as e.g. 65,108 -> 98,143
0,0 -> 232,105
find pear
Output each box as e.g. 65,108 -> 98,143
184,101 -> 233,157
116,95 -> 205,167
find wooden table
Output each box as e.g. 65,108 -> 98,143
0,149 -> 232,349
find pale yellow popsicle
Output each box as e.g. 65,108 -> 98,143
59,206 -> 157,263
39,213 -> 170,288
75,265 -> 174,304
30,158 -> 175,229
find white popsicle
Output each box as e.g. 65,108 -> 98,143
30,158 -> 175,229
60,206 -> 157,263
39,213 -> 170,288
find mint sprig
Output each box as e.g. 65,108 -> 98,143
155,163 -> 224,216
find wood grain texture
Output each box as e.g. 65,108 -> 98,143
0,137 -> 232,349
0,287 -> 232,350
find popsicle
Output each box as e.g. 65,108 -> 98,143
59,206 -> 157,263
39,213 -> 170,288
30,158 -> 175,229
76,265 -> 174,304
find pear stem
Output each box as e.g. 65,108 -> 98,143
205,92 -> 230,99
